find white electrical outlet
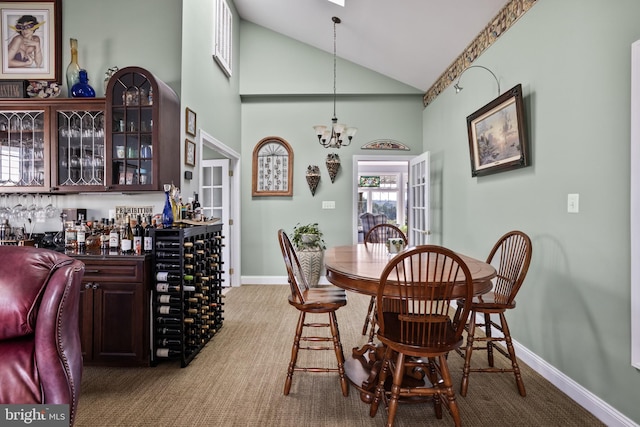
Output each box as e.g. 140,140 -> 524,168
567,194 -> 579,213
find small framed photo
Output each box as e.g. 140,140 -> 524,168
0,0 -> 62,82
185,107 -> 196,137
466,84 -> 529,177
185,139 -> 196,167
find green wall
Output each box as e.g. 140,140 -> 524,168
422,0 -> 640,421
239,23 -> 424,276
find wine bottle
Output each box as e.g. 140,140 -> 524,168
156,271 -> 180,282
156,251 -> 181,258
157,294 -> 181,304
156,241 -> 180,248
157,305 -> 181,315
120,215 -> 133,253
156,316 -> 195,324
156,262 -> 181,270
157,338 -> 182,347
156,326 -> 181,335
156,283 -> 180,293
66,38 -> 80,97
156,348 -> 181,358
144,216 -> 154,253
193,192 -> 202,221
133,215 -> 142,254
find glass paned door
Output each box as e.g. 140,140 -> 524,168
57,110 -> 105,186
0,111 -> 46,188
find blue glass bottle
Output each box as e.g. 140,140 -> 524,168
162,187 -> 173,228
71,69 -> 96,98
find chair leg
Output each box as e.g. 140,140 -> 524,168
370,345 -> 393,418
329,311 -> 349,397
460,309 -> 477,397
438,354 -> 461,427
284,311 -> 305,395
484,312 -> 494,367
362,296 -> 375,335
500,312 -> 526,397
385,351 -> 406,427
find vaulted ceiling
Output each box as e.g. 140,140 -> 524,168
233,0 -> 511,92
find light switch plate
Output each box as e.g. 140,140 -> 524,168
322,201 -> 335,209
567,193 -> 579,213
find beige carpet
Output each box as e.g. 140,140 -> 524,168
75,285 -> 604,427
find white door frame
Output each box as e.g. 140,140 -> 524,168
198,130 -> 241,287
352,154 -> 415,244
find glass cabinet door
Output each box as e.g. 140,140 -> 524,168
0,110 -> 47,189
110,71 -> 153,188
56,110 -> 105,187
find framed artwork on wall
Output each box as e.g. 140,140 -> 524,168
252,136 -> 293,197
466,84 -> 529,177
0,0 -> 62,82
185,139 -> 196,167
185,107 -> 196,137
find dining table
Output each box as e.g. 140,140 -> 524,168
324,243 -> 497,403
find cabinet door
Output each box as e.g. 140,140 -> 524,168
79,282 -> 94,361
0,109 -> 50,192
52,102 -> 106,191
92,281 -> 146,364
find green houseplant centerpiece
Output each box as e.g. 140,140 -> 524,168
291,223 -> 326,288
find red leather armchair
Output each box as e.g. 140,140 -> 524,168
0,246 -> 84,425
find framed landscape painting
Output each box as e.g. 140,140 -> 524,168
466,84 -> 529,177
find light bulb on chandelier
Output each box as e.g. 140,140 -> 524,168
313,16 -> 357,148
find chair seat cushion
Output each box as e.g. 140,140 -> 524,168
0,337 -> 41,404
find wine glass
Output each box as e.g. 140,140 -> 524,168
44,194 -> 58,219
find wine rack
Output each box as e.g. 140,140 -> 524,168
151,224 -> 224,367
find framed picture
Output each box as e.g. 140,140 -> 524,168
0,0 -> 61,82
252,136 -> 293,197
185,107 -> 196,136
466,83 -> 529,177
185,139 -> 196,167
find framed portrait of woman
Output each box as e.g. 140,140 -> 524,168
0,0 -> 61,81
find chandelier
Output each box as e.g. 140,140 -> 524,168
313,16 -> 357,148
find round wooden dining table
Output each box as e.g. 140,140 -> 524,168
324,243 -> 497,402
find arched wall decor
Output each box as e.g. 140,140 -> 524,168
252,136 -> 293,197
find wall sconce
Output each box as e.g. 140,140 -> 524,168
454,65 -> 501,96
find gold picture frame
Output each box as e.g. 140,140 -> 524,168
252,136 -> 293,197
185,139 -> 196,167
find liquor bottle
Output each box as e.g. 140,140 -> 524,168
109,219 -> 120,250
133,215 -> 143,254
100,218 -> 110,250
76,214 -> 89,251
64,221 -> 77,251
162,184 -> 174,228
120,215 -> 133,253
192,192 -> 202,221
144,216 -> 153,253
155,348 -> 181,358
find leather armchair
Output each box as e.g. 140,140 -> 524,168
0,246 -> 85,425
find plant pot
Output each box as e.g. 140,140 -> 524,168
296,247 -> 324,288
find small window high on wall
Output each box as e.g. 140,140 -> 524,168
213,0 -> 232,77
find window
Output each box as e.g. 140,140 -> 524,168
358,173 -> 407,226
213,0 -> 233,77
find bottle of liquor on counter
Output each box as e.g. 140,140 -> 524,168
76,214 -> 89,252
120,215 -> 133,253
109,218 -> 120,251
65,221 -> 77,251
143,215 -> 153,253
192,192 -> 202,221
133,215 -> 142,254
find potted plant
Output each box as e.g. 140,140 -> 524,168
291,223 -> 325,287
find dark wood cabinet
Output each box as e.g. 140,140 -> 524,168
105,66 -> 180,191
78,255 -> 151,366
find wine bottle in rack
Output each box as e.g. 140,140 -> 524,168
157,326 -> 182,336
157,338 -> 182,347
156,348 -> 181,358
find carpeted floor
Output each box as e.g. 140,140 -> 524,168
75,285 -> 605,426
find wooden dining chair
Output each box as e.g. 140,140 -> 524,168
277,229 -> 349,397
369,245 -> 473,427
455,230 -> 532,397
362,224 -> 408,339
